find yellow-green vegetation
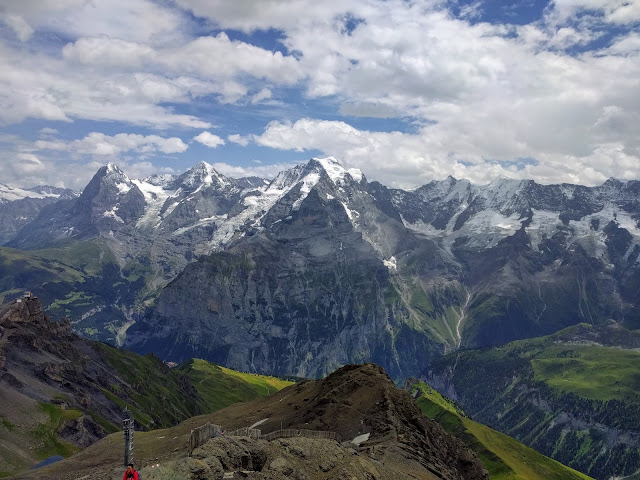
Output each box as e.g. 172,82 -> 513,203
0,415 -> 14,432
31,403 -> 82,460
179,358 -> 294,412
35,238 -> 118,276
94,343 -> 208,429
532,346 -> 640,402
410,381 -> 593,480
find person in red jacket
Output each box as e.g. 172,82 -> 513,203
123,463 -> 139,480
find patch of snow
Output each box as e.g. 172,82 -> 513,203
103,207 -> 124,223
115,182 -> 132,194
181,161 -> 230,190
567,206 -> 640,260
133,179 -> 177,230
560,184 -> 576,199
0,184 -> 49,202
248,419 -> 268,429
383,256 -> 397,271
291,172 -> 320,210
400,216 -> 448,237
341,201 -> 360,221
210,181 -> 291,248
172,215 -> 225,236
351,433 -> 370,446
526,210 -> 563,251
314,156 -> 363,185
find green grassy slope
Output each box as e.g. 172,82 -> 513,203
409,381 -> 593,480
0,241 -> 154,342
177,358 -> 294,412
531,344 -> 640,402
425,323 -> 640,479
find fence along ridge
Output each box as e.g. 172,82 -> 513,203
188,423 -> 340,456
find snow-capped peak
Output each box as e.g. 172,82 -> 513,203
105,163 -> 125,175
313,156 -> 364,184
178,161 -> 230,189
0,184 -> 49,202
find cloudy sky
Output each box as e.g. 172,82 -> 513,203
1,0 -> 639,190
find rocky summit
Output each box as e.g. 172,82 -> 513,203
17,363 -> 489,480
0,296 -> 205,476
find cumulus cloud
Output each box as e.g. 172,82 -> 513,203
2,14 -> 34,41
0,45 -> 212,127
249,117 -> 640,187
193,131 -> 225,148
550,0 -> 640,25
251,88 -> 273,104
227,134 -> 250,146
3,0 -> 640,188
34,132 -> 188,156
3,0 -> 183,45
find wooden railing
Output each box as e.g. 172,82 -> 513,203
226,427 -> 262,439
189,424 -> 339,456
260,428 -> 340,442
188,422 -> 223,456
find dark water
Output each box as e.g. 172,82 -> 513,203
32,455 -> 64,469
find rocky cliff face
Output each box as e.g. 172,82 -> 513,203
6,158 -> 640,382
0,295 -> 205,475
127,160 -> 640,380
127,158 -> 458,379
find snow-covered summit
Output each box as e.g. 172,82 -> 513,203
176,161 -> 231,189
0,184 -> 53,202
312,156 -> 364,184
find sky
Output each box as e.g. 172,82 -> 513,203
0,0 -> 639,191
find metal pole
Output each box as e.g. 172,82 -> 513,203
123,409 -> 134,467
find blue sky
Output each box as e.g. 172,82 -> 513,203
0,0 -> 639,190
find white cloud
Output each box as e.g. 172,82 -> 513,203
62,37 -> 156,68
193,131 -> 225,148
3,0 -> 640,189
15,153 -> 45,172
251,88 -> 273,104
228,134 -> 250,146
174,0 -> 357,32
0,45 -> 212,128
3,0 -> 184,45
2,14 -> 34,41
249,117 -> 640,187
550,0 -> 640,25
34,132 -> 188,156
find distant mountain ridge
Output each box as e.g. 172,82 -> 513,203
0,183 -> 77,244
4,158 -> 640,379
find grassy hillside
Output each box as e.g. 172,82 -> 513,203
409,381 -> 593,480
177,358 -> 294,412
0,241 -> 153,342
531,344 -> 640,402
424,322 -> 640,479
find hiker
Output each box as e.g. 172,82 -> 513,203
123,463 -> 139,480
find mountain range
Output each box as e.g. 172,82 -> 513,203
3,157 -> 640,478
0,184 -> 77,245
3,157 -> 640,380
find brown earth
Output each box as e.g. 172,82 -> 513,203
14,363 -> 488,480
